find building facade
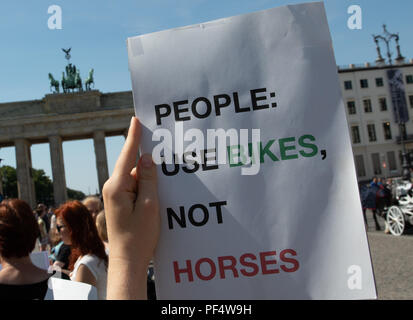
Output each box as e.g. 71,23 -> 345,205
339,60 -> 413,182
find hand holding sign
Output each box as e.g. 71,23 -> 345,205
103,116 -> 160,300
127,2 -> 376,299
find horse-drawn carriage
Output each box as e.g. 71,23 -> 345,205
385,179 -> 413,236
360,178 -> 413,236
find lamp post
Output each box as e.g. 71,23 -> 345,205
373,25 -> 405,66
373,25 -> 410,180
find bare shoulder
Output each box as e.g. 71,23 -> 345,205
30,266 -> 50,283
75,264 -> 97,287
0,269 -> 13,283
0,266 -> 49,285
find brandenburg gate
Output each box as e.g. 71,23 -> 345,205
0,90 -> 134,208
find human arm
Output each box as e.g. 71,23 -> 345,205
74,264 -> 97,288
51,244 -> 70,267
53,260 -> 65,269
103,116 -> 160,300
51,261 -> 71,277
48,244 -> 71,276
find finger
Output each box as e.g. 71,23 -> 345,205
137,154 -> 158,203
113,116 -> 141,176
131,167 -> 138,181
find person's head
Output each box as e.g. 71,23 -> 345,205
0,199 -> 40,260
55,200 -> 107,269
95,210 -> 108,243
82,196 -> 103,220
36,203 -> 47,216
372,176 -> 378,183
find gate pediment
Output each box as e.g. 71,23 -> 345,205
0,90 -> 134,147
44,90 -> 101,114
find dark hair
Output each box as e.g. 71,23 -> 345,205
55,200 -> 108,270
0,199 -> 40,259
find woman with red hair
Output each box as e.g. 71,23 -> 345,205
0,199 -> 51,300
55,200 -> 108,300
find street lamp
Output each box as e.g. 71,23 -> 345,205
373,25 -> 410,181
373,25 -> 405,66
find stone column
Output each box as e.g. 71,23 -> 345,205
49,135 -> 68,206
15,139 -> 36,208
93,131 -> 109,194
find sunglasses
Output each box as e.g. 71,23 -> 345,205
56,224 -> 65,232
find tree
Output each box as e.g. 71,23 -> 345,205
32,168 -> 54,205
0,165 -> 18,199
0,165 -> 86,205
67,188 -> 86,201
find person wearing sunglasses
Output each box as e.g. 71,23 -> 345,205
55,200 -> 108,300
49,228 -> 71,280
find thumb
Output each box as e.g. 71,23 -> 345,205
137,153 -> 158,204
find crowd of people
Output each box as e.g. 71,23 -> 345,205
0,196 -> 110,299
1,117 -> 406,300
0,117 -> 160,300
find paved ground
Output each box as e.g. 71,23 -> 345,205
364,210 -> 413,300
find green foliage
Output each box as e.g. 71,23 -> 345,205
0,165 -> 18,198
0,165 -> 86,205
67,188 -> 86,201
32,168 -> 54,206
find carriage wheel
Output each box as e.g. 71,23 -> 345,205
386,206 -> 405,236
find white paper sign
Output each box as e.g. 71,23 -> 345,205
30,251 -> 50,270
44,278 -> 97,300
0,251 -> 49,271
127,2 -> 376,299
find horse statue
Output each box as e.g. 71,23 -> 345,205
75,70 -> 83,92
85,68 -> 94,91
61,72 -> 66,92
48,73 -> 60,93
61,63 -> 83,93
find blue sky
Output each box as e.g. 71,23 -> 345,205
1,0 -> 412,195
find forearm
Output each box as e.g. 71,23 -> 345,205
103,118 -> 159,300
52,261 -> 71,276
61,269 -> 71,276
107,257 -> 149,300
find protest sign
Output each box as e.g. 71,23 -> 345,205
30,251 -> 50,270
0,251 -> 49,271
127,2 -> 377,299
44,278 -> 97,300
